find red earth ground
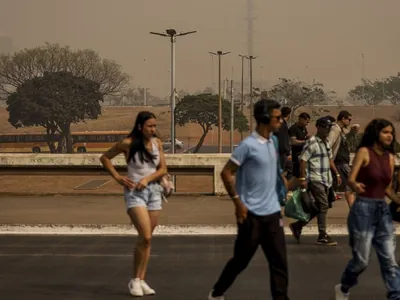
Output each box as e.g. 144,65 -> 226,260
0,105 -> 398,193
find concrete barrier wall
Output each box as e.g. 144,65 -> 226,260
0,153 -> 399,195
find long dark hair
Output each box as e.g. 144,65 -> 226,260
357,118 -> 397,154
127,111 -> 157,164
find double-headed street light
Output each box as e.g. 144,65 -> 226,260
209,51 -> 231,153
150,29 -> 196,153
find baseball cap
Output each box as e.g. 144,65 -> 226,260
316,117 -> 332,128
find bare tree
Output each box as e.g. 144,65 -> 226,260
0,42 -> 130,98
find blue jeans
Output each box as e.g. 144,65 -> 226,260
340,197 -> 400,299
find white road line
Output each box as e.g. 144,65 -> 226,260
0,224 -> 399,236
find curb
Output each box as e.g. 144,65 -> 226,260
1,223 -> 395,236
0,192 -> 214,197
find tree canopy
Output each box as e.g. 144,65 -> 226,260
6,71 -> 103,153
267,78 -> 333,119
348,76 -> 400,105
0,42 -> 130,99
175,93 -> 249,152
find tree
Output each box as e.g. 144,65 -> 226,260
0,43 -> 130,99
382,76 -> 400,105
7,71 -> 103,153
267,78 -> 332,120
175,93 -> 249,153
348,78 -> 385,105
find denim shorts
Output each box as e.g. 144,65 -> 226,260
124,183 -> 164,211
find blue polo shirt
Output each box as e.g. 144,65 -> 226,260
230,131 -> 280,216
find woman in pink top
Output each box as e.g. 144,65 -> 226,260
335,119 -> 400,300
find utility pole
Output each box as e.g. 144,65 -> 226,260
239,55 -> 245,140
230,79 -> 234,153
209,51 -> 231,153
150,29 -> 196,153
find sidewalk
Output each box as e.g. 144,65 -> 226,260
0,194 -> 351,226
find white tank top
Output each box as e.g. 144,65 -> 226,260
127,138 -> 160,182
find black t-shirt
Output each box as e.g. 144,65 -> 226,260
274,119 -> 290,156
288,123 -> 308,155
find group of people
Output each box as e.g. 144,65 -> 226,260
99,100 -> 400,300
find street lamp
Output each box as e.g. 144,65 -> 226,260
150,29 -> 196,153
209,51 -> 231,153
238,55 -> 246,140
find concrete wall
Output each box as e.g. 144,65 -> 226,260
0,153 -> 399,195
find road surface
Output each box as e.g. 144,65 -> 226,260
0,235 -> 396,299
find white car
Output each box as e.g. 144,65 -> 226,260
163,138 -> 184,149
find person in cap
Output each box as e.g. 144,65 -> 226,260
289,117 -> 342,246
207,98 -> 291,300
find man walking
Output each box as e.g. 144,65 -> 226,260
288,113 -> 310,178
208,99 -> 290,300
274,106 -> 292,180
289,117 -> 342,246
327,111 -> 358,207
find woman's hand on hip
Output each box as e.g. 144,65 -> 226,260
116,175 -> 136,189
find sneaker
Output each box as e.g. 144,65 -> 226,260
128,278 -> 143,297
141,280 -> 155,295
289,222 -> 302,243
334,284 -> 349,300
318,233 -> 337,246
208,290 -> 225,300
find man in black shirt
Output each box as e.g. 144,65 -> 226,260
327,110 -> 359,207
274,107 -> 292,179
288,112 -> 310,178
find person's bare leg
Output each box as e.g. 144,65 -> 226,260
345,191 -> 355,208
128,206 -> 152,279
139,210 -> 160,280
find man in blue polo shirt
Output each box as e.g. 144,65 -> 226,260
207,99 -> 290,300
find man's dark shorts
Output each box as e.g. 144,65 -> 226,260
334,163 -> 351,192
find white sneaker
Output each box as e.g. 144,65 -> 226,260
335,284 -> 349,300
208,290 -> 225,300
141,280 -> 155,295
128,278 -> 143,297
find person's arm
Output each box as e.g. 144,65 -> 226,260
220,142 -> 249,199
326,142 -> 341,184
327,127 -> 340,161
138,138 -> 168,188
347,147 -> 368,194
221,142 -> 249,223
289,126 -> 306,146
100,138 -> 135,188
385,154 -> 400,204
298,140 -> 312,185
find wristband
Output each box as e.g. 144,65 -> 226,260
298,177 -> 306,181
336,173 -> 341,177
232,195 -> 239,200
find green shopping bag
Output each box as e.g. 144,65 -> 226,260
284,189 -> 310,222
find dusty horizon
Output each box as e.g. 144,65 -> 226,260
1,0 -> 399,98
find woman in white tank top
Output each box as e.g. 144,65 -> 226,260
100,111 -> 168,297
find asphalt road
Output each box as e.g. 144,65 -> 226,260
0,235 -> 397,300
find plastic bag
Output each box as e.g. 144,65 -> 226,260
300,189 -> 319,215
284,188 -> 310,222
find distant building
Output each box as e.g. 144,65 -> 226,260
0,35 -> 13,54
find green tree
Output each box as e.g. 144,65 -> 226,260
6,71 -> 103,153
0,42 -> 130,99
382,76 -> 400,105
348,78 -> 385,105
175,93 -> 249,153
267,78 -> 333,121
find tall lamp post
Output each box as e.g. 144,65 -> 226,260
150,29 -> 196,153
246,55 -> 257,132
238,54 -> 246,140
209,51 -> 231,153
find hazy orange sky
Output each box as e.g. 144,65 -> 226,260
1,0 -> 399,98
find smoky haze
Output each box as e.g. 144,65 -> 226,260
1,0 -> 399,98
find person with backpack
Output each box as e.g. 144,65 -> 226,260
207,99 -> 291,300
